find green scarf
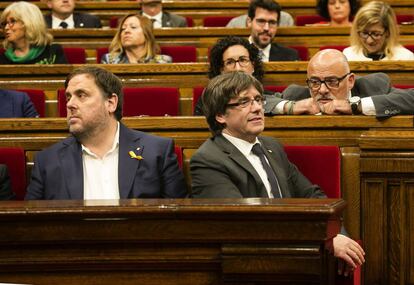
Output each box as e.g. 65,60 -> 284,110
4,46 -> 45,63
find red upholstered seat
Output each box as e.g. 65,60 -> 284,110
15,89 -> 46,117
295,15 -> 328,26
122,87 -> 180,116
63,47 -> 86,64
288,46 -> 309,60
284,145 -> 360,285
264,85 -> 287,93
203,16 -> 234,27
396,14 -> 414,24
319,45 -> 347,52
394,84 -> 414,89
403,44 -> 414,53
0,148 -> 26,200
160,46 -> 197,62
97,46 -> 196,62
57,88 -> 67,117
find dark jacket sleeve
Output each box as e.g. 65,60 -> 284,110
51,44 -> 68,64
0,164 -> 15,200
21,93 -> 39,118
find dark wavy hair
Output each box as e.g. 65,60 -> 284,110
208,36 -> 264,82
317,0 -> 360,20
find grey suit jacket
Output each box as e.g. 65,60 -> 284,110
161,11 -> 187,27
266,73 -> 414,118
45,12 -> 102,28
26,123 -> 187,200
190,135 -> 324,198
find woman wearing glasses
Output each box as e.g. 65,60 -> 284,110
101,14 -> 171,64
343,1 -> 414,61
0,2 -> 67,64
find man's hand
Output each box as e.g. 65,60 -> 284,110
333,234 -> 365,276
287,98 -> 321,114
319,99 -> 353,115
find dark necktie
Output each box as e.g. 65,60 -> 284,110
60,21 -> 68,29
251,143 -> 282,198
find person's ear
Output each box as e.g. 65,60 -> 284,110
216,113 -> 226,124
247,17 -> 253,28
348,73 -> 355,90
107,93 -> 118,114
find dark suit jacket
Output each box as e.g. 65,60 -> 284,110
44,12 -> 102,28
190,135 -> 325,198
0,89 -> 39,118
281,73 -> 414,118
0,164 -> 14,200
269,43 -> 299,61
26,124 -> 187,200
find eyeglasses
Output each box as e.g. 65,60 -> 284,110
223,56 -> 251,69
358,31 -> 386,41
0,18 -> 19,29
255,18 -> 278,27
226,95 -> 266,108
306,72 -> 351,90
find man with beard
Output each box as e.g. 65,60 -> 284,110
26,66 -> 186,200
247,0 -> 299,61
266,49 -> 414,117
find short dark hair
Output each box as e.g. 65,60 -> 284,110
317,0 -> 360,20
208,36 -> 264,82
202,71 -> 264,136
65,66 -> 124,120
248,0 -> 281,24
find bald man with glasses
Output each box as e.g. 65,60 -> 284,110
266,49 -> 414,118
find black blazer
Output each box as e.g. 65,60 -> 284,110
269,43 -> 299,61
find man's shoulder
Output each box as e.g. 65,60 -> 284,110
270,43 -> 299,60
0,89 -> 26,97
36,136 -> 77,157
282,84 -> 310,101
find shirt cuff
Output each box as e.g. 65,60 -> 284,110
361,97 -> 376,115
275,100 -> 289,114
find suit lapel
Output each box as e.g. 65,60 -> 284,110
118,124 -> 142,199
259,138 -> 291,198
215,135 -> 269,197
59,137 -> 83,199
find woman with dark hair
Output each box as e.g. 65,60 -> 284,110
194,36 -> 282,115
316,0 -> 360,26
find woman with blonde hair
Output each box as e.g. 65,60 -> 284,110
0,1 -> 67,64
101,14 -> 171,64
343,1 -> 414,60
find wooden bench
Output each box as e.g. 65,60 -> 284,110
0,61 -> 413,117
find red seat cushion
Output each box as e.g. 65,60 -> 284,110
63,47 -> 86,64
160,46 -> 197,62
203,16 -> 234,27
15,89 -> 45,117
295,15 -> 328,26
0,148 -> 26,200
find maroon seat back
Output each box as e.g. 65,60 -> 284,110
203,16 -> 234,27
123,87 -> 180,116
396,14 -> 414,24
0,148 -> 26,200
15,89 -> 46,117
288,46 -> 309,60
57,88 -> 67,117
295,15 -> 327,26
160,46 -> 197,62
63,47 -> 86,64
319,45 -> 347,52
264,85 -> 287,93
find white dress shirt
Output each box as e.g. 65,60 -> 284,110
82,122 -> 120,200
52,14 -> 75,29
142,12 -> 163,28
249,36 -> 271,62
222,133 -> 274,198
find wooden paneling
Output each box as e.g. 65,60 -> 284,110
0,198 -> 344,285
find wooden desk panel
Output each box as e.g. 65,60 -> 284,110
0,198 -> 344,285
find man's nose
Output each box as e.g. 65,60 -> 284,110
319,82 -> 330,94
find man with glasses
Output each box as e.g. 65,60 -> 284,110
247,0 -> 299,61
190,71 -> 365,275
266,49 -> 414,117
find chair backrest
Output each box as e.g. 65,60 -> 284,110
288,46 -> 309,60
284,145 -> 341,198
319,45 -> 347,52
396,14 -> 414,24
264,85 -> 287,93
0,148 -> 26,200
295,15 -> 327,26
393,84 -> 414,89
15,89 -> 46,117
203,16 -> 234,27
123,87 -> 180,116
57,88 -> 67,117
63,47 -> 86,64
96,47 -> 109,63
160,46 -> 197,62
174,145 -> 183,169
403,44 -> 414,53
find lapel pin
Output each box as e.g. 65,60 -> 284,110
129,150 -> 143,160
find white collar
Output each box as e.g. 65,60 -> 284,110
222,133 -> 260,156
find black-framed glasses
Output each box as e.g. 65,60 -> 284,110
226,95 -> 266,108
0,18 -> 19,29
223,56 -> 251,69
358,31 -> 386,41
306,72 -> 351,90
255,18 -> 278,27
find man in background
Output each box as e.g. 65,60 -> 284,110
138,0 -> 187,28
45,0 -> 102,29
0,89 -> 39,118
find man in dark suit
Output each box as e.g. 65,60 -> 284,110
265,49 -> 414,117
0,164 -> 14,200
45,0 -> 102,29
0,89 -> 39,118
247,0 -> 298,61
138,0 -> 187,28
26,66 -> 186,200
190,71 -> 365,274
